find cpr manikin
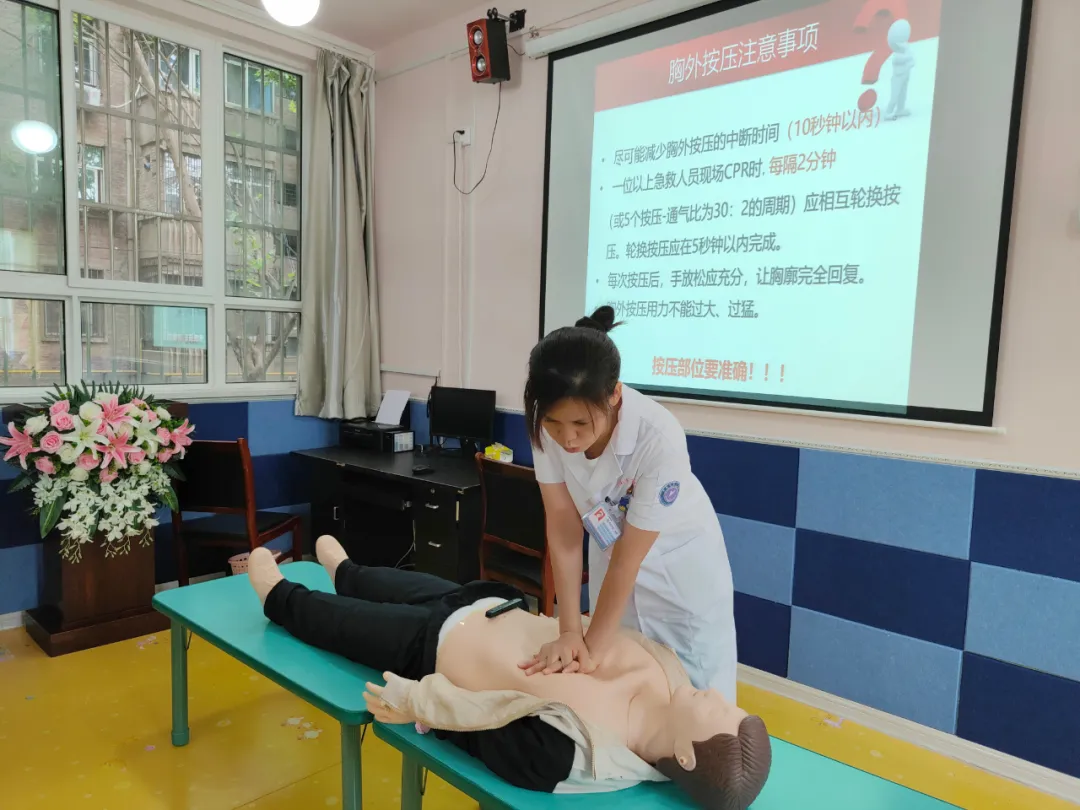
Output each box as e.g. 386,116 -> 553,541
247,538 -> 772,809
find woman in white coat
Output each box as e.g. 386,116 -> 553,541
521,306 -> 738,702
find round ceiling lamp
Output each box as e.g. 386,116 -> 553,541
11,120 -> 58,155
262,0 -> 320,27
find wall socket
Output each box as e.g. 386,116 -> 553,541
454,128 -> 472,147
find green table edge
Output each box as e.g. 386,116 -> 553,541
152,593 -> 375,728
375,721 -> 539,810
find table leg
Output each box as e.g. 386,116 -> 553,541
170,620 -> 190,746
401,755 -> 424,810
341,723 -> 364,810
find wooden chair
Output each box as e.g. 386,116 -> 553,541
171,438 -> 302,587
475,453 -> 587,617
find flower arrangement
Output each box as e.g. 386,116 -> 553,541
0,383 -> 195,563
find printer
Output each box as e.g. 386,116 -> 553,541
339,390 -> 414,453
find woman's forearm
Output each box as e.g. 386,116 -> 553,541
584,524 -> 659,656
583,553 -> 635,653
547,514 -> 585,636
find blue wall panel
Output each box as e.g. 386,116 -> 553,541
789,608 -> 962,733
797,450 -> 974,559
793,529 -> 970,648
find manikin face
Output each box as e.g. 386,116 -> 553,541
541,387 -> 622,455
669,685 -> 748,771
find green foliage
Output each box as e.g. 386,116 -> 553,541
7,473 -> 33,494
39,493 -> 65,538
163,463 -> 186,482
160,484 -> 179,513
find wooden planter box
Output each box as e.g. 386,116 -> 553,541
26,530 -> 169,656
3,399 -> 189,656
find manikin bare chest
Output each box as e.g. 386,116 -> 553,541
434,609 -> 670,744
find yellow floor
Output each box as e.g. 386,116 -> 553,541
0,627 -> 1074,810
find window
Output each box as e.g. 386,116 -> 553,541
180,49 -> 200,94
163,152 -> 202,216
79,145 -> 104,202
82,303 -> 206,385
224,54 -> 301,302
75,22 -> 100,87
0,1 -> 311,396
225,57 -> 279,114
226,309 -> 298,383
74,14 -> 203,286
0,297 -> 64,387
0,0 -> 64,276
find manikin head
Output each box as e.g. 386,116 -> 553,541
525,306 -> 624,455
658,685 -> 772,810
887,18 -> 911,53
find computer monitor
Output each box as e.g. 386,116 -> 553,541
428,386 -> 497,452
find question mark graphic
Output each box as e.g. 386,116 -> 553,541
854,0 -> 909,112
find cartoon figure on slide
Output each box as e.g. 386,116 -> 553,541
885,19 -> 914,120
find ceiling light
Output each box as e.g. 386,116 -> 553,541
11,120 -> 58,155
262,0 -> 320,27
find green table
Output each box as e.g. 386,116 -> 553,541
152,562 -> 376,810
376,720 -> 958,810
152,562 -> 957,810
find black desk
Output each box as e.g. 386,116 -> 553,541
294,446 -> 482,584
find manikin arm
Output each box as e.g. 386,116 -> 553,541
369,672 -> 575,791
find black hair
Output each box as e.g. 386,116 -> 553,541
524,306 -> 623,447
656,716 -> 773,810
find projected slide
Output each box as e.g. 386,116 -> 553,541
585,0 -> 942,408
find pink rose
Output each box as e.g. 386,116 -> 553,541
76,453 -> 98,471
99,468 -> 118,484
49,400 -> 70,417
156,427 -> 172,445
51,412 -> 74,431
39,432 -> 64,454
129,450 -> 146,464
157,449 -> 174,463
35,457 -> 56,475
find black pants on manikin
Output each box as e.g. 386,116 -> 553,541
263,561 -> 523,680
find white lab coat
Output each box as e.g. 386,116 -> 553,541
532,386 -> 737,702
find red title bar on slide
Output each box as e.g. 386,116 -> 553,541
594,0 -> 942,113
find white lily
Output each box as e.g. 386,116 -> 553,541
133,420 -> 160,454
63,417 -> 109,458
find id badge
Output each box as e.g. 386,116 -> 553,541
583,503 -> 624,555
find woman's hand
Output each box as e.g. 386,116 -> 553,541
519,631 -> 596,676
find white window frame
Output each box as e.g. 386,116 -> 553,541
224,55 -> 281,117
0,0 -> 312,405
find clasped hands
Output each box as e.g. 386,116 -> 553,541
519,630 -> 598,676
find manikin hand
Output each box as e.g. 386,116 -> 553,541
520,631 -> 597,676
363,679 -> 414,724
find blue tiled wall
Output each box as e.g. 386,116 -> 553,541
4,399 -> 1080,780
